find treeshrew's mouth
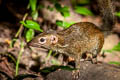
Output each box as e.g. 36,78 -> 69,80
28,42 -> 50,50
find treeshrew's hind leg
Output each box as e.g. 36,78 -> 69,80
85,51 -> 98,64
92,49 -> 100,63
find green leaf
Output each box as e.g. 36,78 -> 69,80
115,12 -> 120,17
61,11 -> 70,17
40,66 -> 59,73
103,49 -> 113,53
109,61 -> 120,66
63,21 -> 75,28
40,65 -> 75,74
38,4 -> 44,10
25,29 -> 35,42
61,8 -> 70,17
50,0 -> 58,3
58,66 -> 76,71
77,0 -> 90,5
55,3 -> 70,17
55,3 -> 62,11
47,6 -> 54,11
104,42 -> 120,53
56,20 -> 75,29
29,0 -> 37,11
31,10 -> 38,20
51,59 -> 60,65
61,6 -> 69,12
20,20 -> 43,32
111,42 -> 120,51
56,20 -> 63,27
74,6 -> 93,16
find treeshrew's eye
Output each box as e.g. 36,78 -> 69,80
39,37 -> 46,44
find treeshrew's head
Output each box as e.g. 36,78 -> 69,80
28,32 -> 64,51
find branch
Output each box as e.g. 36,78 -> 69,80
46,61 -> 120,80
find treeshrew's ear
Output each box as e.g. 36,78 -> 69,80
50,35 -> 58,44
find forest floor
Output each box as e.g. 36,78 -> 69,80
0,0 -> 120,80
